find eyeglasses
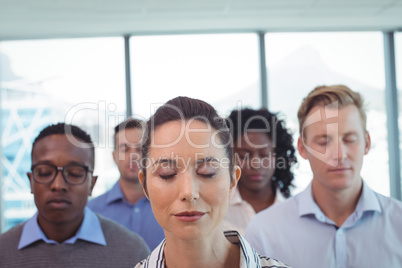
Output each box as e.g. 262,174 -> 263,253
31,163 -> 93,185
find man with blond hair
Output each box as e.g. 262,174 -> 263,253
246,85 -> 402,267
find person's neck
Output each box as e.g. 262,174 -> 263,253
119,178 -> 144,204
164,227 -> 240,268
238,183 -> 276,213
37,214 -> 84,244
312,178 -> 363,227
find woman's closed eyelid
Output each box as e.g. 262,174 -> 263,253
159,173 -> 176,180
197,172 -> 217,179
196,164 -> 219,177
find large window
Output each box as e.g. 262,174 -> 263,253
0,37 -> 125,231
130,33 -> 261,119
1,31 -> 400,233
265,32 -> 388,195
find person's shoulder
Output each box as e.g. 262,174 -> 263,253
0,222 -> 25,250
0,222 -> 24,240
87,188 -> 115,211
254,194 -> 299,220
374,191 -> 402,213
97,214 -> 135,237
134,260 -> 145,268
259,255 -> 290,268
246,194 -> 300,236
97,214 -> 148,247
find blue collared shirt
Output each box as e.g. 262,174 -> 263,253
87,181 -> 164,250
18,207 -> 106,249
245,181 -> 402,268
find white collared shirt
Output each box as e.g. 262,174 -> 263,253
225,187 -> 283,235
134,230 -> 289,268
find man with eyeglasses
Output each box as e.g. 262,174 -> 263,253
0,123 -> 149,267
88,118 -> 164,250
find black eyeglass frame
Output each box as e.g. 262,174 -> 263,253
30,163 -> 94,185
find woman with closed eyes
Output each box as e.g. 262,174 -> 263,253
134,96 -> 289,268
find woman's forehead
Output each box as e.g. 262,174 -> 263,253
149,121 -> 225,156
152,120 -> 220,144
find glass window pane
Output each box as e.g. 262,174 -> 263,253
130,33 -> 260,118
266,32 -> 388,196
0,37 -> 125,231
396,32 -> 402,197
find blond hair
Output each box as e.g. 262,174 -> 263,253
297,85 -> 367,136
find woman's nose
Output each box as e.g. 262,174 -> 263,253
179,174 -> 200,201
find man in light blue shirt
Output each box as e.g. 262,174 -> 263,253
246,85 -> 402,268
88,118 -> 164,250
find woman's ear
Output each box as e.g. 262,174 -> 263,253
229,165 -> 241,199
138,170 -> 149,199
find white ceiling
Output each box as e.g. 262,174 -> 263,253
0,0 -> 401,40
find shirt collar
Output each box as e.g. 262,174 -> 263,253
105,181 -> 125,204
224,230 -> 261,268
142,231 -> 261,268
298,181 -> 382,220
355,181 -> 382,216
230,187 -> 283,206
18,207 -> 106,249
298,183 -> 318,217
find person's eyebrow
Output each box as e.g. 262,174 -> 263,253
196,157 -> 220,165
344,131 -> 359,136
118,142 -> 140,148
33,160 -> 86,166
235,148 -> 251,151
312,134 -> 329,140
152,158 -> 176,167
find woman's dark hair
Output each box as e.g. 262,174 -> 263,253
141,96 -> 233,190
227,108 -> 297,198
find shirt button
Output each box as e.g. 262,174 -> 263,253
134,208 -> 140,213
338,229 -> 343,235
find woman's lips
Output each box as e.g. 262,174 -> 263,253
248,174 -> 264,181
174,211 -> 205,222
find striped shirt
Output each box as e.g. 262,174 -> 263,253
134,230 -> 289,268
